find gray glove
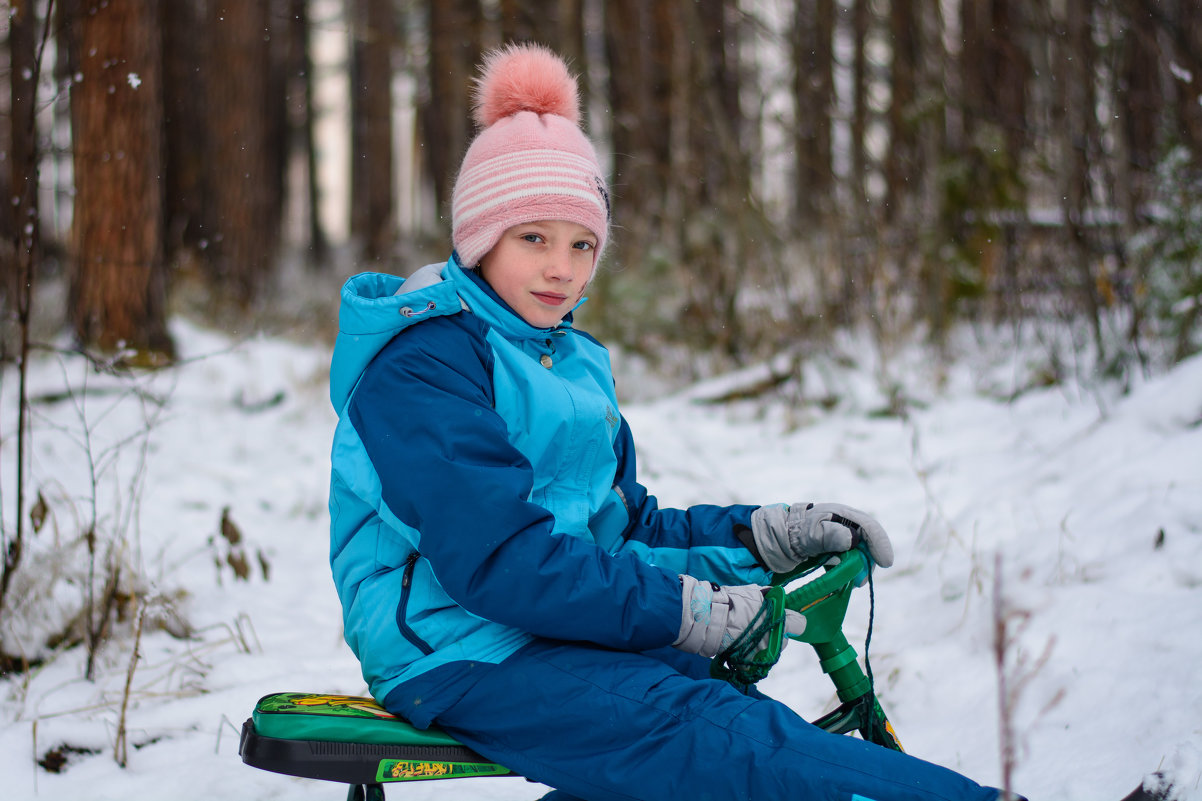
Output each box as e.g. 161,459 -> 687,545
672,575 -> 806,658
750,502 -> 895,574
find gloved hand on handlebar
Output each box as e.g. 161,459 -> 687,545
672,575 -> 806,658
749,502 -> 895,574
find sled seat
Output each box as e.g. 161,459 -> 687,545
239,692 -> 516,799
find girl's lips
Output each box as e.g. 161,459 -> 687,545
531,291 -> 568,306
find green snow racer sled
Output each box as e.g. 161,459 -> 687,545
239,547 -> 900,800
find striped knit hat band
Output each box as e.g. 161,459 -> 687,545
451,45 -> 609,269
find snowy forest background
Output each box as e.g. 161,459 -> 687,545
2,0 -> 1200,369
1,0 -> 1201,799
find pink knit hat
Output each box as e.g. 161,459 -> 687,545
451,44 -> 610,269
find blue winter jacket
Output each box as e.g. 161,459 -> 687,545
328,255 -> 768,705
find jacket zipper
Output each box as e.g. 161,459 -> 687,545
397,551 -> 434,655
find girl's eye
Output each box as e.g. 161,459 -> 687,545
573,240 -> 595,252
521,233 -> 544,244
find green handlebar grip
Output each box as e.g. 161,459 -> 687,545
780,548 -> 868,646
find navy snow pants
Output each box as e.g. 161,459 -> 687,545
384,640 -> 1001,801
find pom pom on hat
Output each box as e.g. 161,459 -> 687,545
473,43 -> 580,127
452,44 -> 610,270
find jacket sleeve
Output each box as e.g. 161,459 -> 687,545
603,416 -> 772,586
348,315 -> 682,651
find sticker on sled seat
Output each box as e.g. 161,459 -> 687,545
251,692 -> 462,747
376,758 -> 511,783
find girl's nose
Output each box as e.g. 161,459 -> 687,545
545,246 -> 575,280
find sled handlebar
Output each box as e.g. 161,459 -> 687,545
713,545 -> 902,750
776,546 -> 903,750
774,546 -> 872,647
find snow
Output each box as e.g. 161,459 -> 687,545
2,318 -> 1200,801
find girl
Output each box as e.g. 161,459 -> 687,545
328,43 -> 1004,801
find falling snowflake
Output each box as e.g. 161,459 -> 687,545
127,72 -> 142,90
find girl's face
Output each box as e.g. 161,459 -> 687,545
478,220 -> 598,328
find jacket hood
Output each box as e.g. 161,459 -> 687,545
329,260 -> 464,410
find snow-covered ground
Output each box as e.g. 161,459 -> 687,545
1,318 -> 1199,800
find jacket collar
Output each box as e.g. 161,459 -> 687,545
445,253 -> 577,341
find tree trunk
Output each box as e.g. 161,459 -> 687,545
202,2 -> 281,306
1058,0 -> 1106,358
792,0 -> 835,224
161,0 -> 206,258
290,0 -> 329,265
833,0 -> 874,323
0,0 -> 46,622
5,0 -> 41,346
885,0 -> 918,224
676,0 -> 751,357
499,0 -> 577,53
603,0 -> 670,255
424,0 -> 480,223
1170,0 -> 1202,164
350,0 -> 395,263
956,0 -> 1030,325
916,0 -> 951,339
1117,2 -> 1161,215
557,0 -> 586,100
67,0 -> 173,361
849,0 -> 870,207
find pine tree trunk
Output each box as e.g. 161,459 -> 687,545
676,0 -> 750,357
850,0 -> 870,207
1170,0 -> 1202,164
424,0 -> 480,222
603,0 -> 668,254
67,0 -> 173,361
203,2 -> 281,306
1118,4 -> 1161,216
290,0 -> 329,265
558,0 -> 586,101
885,0 -> 917,224
792,0 -> 835,224
5,0 -> 40,339
1059,0 -> 1106,358
350,0 -> 395,263
162,0 -> 206,257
